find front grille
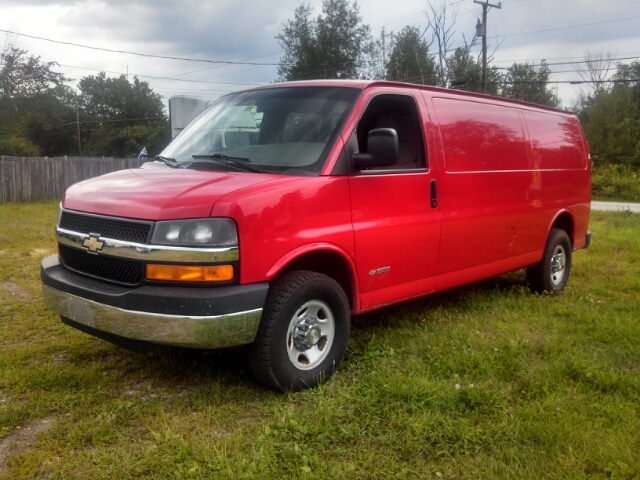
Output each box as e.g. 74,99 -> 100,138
59,244 -> 144,286
60,211 -> 152,244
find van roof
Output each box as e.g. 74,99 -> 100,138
251,79 -> 572,115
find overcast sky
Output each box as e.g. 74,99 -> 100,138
2,0 -> 640,108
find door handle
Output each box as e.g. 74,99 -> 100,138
430,179 -> 438,208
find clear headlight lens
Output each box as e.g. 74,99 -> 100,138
151,218 -> 237,247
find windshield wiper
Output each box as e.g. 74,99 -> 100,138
155,155 -> 182,169
191,154 -> 262,173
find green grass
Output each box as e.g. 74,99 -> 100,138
1,201 -> 639,479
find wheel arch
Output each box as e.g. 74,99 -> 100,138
266,245 -> 359,313
549,210 -> 575,246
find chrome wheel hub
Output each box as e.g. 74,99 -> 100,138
287,300 -> 335,370
550,245 -> 566,286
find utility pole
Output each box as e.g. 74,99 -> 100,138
474,0 -> 501,94
75,94 -> 82,156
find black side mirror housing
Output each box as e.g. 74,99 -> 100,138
354,128 -> 399,168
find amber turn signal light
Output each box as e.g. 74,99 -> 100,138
146,264 -> 234,282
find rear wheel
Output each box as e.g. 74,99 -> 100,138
249,271 -> 350,392
527,228 -> 572,293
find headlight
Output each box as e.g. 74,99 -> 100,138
151,218 -> 237,247
56,203 -> 63,227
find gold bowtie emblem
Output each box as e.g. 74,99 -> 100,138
82,234 -> 105,254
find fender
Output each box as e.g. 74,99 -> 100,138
546,208 -> 576,245
266,243 -> 361,313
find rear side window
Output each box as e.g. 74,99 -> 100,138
522,111 -> 586,170
433,98 -> 528,172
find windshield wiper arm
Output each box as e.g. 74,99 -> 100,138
191,154 -> 262,173
155,155 -> 182,169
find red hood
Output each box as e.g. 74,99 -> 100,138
62,168 -> 273,220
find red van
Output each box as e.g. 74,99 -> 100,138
41,81 -> 591,391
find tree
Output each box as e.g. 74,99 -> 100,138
576,50 -> 614,95
78,73 -> 169,157
447,47 -> 499,94
385,26 -> 436,85
0,40 -> 72,156
276,4 -> 317,81
578,61 -> 640,167
423,0 -> 469,88
276,0 -> 374,81
0,43 -> 65,98
500,61 -> 560,107
584,86 -> 640,167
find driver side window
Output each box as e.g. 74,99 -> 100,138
357,94 -> 427,170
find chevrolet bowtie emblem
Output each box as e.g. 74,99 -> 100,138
82,234 -> 105,254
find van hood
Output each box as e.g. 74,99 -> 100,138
62,167 -> 274,220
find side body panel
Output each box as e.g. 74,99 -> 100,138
423,91 -> 590,293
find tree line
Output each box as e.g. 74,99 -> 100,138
276,0 -> 559,107
1,0 -> 638,169
277,0 -> 639,168
0,42 -> 169,158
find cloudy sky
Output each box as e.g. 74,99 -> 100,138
2,0 -> 639,107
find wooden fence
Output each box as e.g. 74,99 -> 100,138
0,156 -> 146,203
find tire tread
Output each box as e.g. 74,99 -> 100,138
248,271 -> 349,392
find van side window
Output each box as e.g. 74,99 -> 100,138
357,94 -> 426,170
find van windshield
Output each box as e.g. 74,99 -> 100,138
160,86 -> 361,175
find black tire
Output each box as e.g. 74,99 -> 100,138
248,271 -> 350,392
527,228 -> 572,293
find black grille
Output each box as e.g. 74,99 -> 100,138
60,211 -> 152,244
59,244 -> 144,285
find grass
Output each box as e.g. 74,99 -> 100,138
1,201 -> 639,479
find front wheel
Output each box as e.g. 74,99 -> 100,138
527,228 -> 572,293
248,271 -> 350,392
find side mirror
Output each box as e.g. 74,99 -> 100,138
354,128 -> 399,168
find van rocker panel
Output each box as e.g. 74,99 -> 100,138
41,255 -> 269,348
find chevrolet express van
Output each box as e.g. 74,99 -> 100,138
41,80 -> 591,391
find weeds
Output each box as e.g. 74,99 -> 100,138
592,163 -> 640,201
1,202 -> 639,478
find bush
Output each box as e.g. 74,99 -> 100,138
591,163 -> 640,201
0,136 -> 40,157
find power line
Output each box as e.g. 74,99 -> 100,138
56,64 -> 263,86
0,29 -> 282,66
485,15 -> 640,41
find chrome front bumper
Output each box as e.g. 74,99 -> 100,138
41,255 -> 269,350
42,285 -> 263,349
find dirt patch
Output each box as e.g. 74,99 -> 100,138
30,248 -> 53,258
0,282 -> 30,300
0,418 -> 54,471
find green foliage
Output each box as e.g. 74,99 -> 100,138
2,204 -> 640,478
0,42 -> 169,158
385,26 -> 436,85
576,60 -> 640,168
447,47 -> 500,95
585,88 -> 640,167
0,135 -> 40,157
78,73 -> 169,157
0,43 -> 73,156
591,164 -> 640,201
500,61 -> 561,107
276,0 -> 374,81
0,44 -> 65,98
